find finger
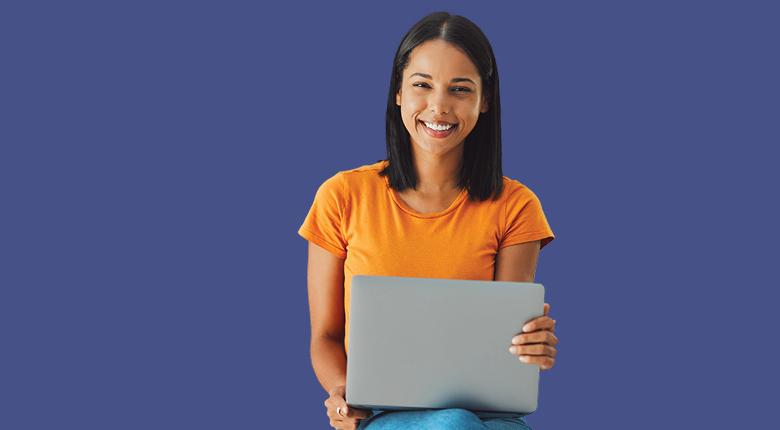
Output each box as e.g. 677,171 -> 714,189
544,303 -> 550,315
512,331 -> 558,346
326,407 -> 341,420
324,398 -> 341,414
343,405 -> 372,419
330,410 -> 363,430
326,403 -> 346,420
329,410 -> 350,426
510,344 -> 557,357
522,316 -> 555,333
334,420 -> 356,430
518,354 -> 555,369
329,418 -> 344,428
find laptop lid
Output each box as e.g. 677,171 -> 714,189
346,275 -> 545,415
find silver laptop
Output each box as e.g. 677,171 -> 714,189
346,275 -> 545,416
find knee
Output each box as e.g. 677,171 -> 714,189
435,408 -> 478,419
425,408 -> 483,430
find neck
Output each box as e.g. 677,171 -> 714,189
409,144 -> 464,193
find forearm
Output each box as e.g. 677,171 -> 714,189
310,335 -> 348,394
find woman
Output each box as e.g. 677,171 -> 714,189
298,11 -> 558,430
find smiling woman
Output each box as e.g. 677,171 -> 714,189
381,15 -> 503,203
394,39 -> 488,172
298,11 -> 557,430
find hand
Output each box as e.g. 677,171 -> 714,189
508,302 -> 558,370
323,385 -> 372,430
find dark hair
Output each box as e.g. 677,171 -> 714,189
378,11 -> 504,201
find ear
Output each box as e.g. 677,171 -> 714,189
480,94 -> 489,113
396,89 -> 401,107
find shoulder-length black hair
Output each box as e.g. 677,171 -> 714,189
378,11 -> 504,201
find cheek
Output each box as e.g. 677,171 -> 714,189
402,98 -> 425,115
397,108 -> 417,134
457,104 -> 481,125
400,102 -> 425,126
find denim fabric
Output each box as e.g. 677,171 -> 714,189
356,408 -> 532,430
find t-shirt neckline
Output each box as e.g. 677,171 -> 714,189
383,170 -> 468,219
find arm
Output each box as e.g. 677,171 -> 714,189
493,240 -> 540,282
307,241 -> 348,394
494,239 -> 559,370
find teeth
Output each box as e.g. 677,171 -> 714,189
424,121 -> 454,131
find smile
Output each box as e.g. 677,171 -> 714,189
419,120 -> 458,138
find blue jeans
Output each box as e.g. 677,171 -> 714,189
356,408 -> 532,430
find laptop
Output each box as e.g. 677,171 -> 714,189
345,275 -> 545,416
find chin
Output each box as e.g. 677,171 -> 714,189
415,140 -> 462,156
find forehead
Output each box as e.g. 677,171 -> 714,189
404,39 -> 480,82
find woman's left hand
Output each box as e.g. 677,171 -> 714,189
508,303 -> 558,370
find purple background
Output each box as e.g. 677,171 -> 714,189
2,0 -> 778,428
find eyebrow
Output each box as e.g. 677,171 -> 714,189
410,72 -> 476,85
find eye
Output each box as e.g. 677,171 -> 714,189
411,82 -> 472,93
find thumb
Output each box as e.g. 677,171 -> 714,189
543,303 -> 550,316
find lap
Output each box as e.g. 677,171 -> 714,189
357,408 -> 531,430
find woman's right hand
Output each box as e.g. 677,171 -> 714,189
324,385 -> 372,429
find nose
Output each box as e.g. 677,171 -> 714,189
428,87 -> 452,115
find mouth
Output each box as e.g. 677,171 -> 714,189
419,120 -> 458,138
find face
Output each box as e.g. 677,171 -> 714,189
396,39 -> 489,158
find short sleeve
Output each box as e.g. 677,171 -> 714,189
297,173 -> 348,258
500,185 -> 555,251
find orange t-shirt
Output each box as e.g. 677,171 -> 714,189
297,160 -> 555,353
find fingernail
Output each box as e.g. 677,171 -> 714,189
519,356 -> 529,362
522,324 -> 531,332
509,346 -> 517,354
